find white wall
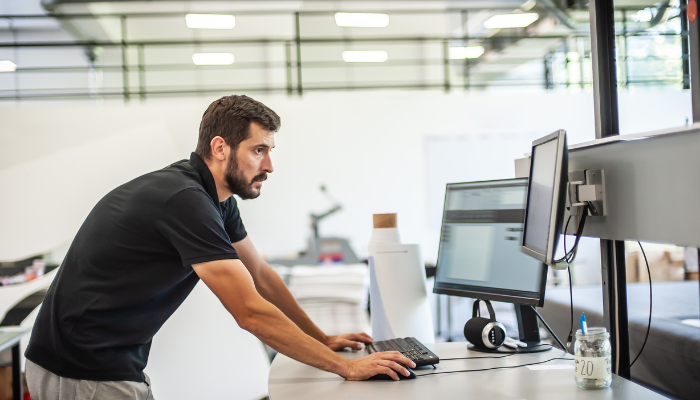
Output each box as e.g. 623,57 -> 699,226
0,89 -> 691,264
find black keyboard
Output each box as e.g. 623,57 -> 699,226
366,337 -> 439,367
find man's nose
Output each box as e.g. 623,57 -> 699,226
263,154 -> 274,173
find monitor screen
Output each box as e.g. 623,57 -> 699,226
433,179 -> 546,306
522,137 -> 559,255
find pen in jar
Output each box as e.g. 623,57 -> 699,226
580,312 -> 587,335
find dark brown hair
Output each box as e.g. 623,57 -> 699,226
195,95 -> 281,160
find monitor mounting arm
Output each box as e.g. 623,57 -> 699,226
568,169 -> 606,217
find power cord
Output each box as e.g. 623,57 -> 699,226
620,241 -> 652,376
530,306 -> 566,351
440,354 -> 515,361
566,266 -> 574,349
414,357 -> 573,377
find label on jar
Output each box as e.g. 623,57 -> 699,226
574,356 -> 611,380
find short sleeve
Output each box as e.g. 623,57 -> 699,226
157,189 -> 239,266
223,197 -> 248,243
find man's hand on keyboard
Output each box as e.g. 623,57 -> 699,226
342,351 -> 415,381
325,332 -> 374,351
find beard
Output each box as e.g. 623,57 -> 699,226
224,152 -> 267,200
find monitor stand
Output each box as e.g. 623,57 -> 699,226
467,304 -> 552,354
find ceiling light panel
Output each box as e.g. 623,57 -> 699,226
0,60 -> 17,72
342,51 -> 388,63
192,53 -> 235,65
483,13 -> 539,29
449,46 -> 485,59
335,13 -> 389,28
186,14 -> 235,29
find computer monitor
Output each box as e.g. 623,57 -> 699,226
521,129 -> 568,267
433,179 -> 550,353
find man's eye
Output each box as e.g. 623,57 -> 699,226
256,148 -> 263,154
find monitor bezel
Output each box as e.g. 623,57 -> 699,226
432,178 -> 548,308
520,130 -> 568,266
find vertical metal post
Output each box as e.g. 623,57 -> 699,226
590,0 -> 620,137
285,42 -> 293,96
461,10 -> 470,91
622,9 -> 630,88
120,15 -> 130,102
688,0 -> 700,121
137,44 -> 145,100
12,344 -> 21,400
691,1 -> 700,308
544,52 -> 552,89
294,12 -> 303,96
443,40 -> 451,93
681,0 -> 691,90
589,0 -> 630,378
578,36 -> 586,88
564,41 -> 571,88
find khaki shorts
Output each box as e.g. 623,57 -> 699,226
26,359 -> 155,400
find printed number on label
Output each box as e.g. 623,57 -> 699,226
574,356 -> 611,380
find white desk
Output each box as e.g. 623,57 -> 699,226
268,342 -> 667,400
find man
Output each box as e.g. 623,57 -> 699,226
25,95 -> 414,399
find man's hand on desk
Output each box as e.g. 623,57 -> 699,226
341,351 -> 415,381
324,332 -> 373,351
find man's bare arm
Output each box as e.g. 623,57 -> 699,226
192,258 -> 414,380
232,236 -> 371,350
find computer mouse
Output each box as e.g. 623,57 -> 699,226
367,366 -> 416,381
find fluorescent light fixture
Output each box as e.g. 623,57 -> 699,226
192,53 -> 235,65
449,46 -> 485,59
342,51 -> 388,63
335,12 -> 389,27
483,13 -> 539,29
186,14 -> 235,29
0,60 -> 17,72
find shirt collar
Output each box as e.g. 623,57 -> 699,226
188,152 -> 221,206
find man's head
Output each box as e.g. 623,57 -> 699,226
196,95 -> 281,200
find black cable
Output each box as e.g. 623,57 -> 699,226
530,306 -> 566,351
554,205 -> 589,264
620,241 -> 652,376
440,353 -> 515,361
414,357 -> 573,377
566,266 -> 574,349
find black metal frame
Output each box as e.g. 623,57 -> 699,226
0,5 -> 689,100
689,0 -> 700,306
589,0 -> 632,378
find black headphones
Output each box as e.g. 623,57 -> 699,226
464,299 -> 506,349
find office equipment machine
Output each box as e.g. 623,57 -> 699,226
433,179 -> 551,353
367,337 -> 439,367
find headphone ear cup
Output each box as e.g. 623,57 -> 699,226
464,317 -> 490,347
464,317 -> 507,349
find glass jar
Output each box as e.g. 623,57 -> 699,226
574,327 -> 612,389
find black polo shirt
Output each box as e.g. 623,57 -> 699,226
25,153 -> 247,382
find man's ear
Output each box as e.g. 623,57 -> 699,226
210,136 -> 228,161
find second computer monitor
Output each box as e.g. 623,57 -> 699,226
521,129 -> 569,267
433,179 -> 546,307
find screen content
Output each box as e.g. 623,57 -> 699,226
435,181 -> 543,294
523,138 -> 559,255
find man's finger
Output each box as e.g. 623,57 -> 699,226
343,339 -> 362,350
376,366 -> 399,381
381,351 -> 415,368
379,360 -> 410,376
350,332 -> 373,343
